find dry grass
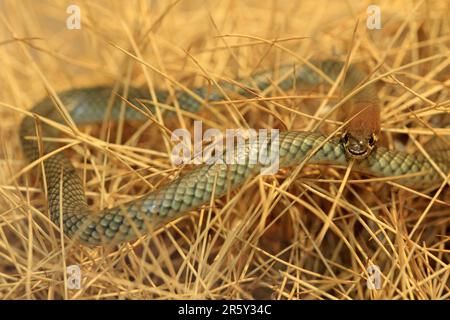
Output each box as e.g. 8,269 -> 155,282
0,0 -> 449,299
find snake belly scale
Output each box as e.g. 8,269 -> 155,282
20,61 -> 449,245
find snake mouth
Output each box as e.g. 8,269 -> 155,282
341,132 -> 377,160
346,147 -> 370,159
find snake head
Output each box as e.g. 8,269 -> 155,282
341,131 -> 378,159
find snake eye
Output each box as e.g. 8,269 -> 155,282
368,133 -> 377,147
342,132 -> 350,144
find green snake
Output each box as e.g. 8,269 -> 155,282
20,60 -> 449,245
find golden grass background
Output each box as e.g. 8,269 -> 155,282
0,0 -> 449,299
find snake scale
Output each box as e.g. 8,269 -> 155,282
20,60 -> 449,245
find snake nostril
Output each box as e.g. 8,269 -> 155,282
352,143 -> 365,153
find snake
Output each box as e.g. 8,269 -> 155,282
20,60 -> 449,245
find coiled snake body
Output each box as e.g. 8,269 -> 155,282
20,60 -> 449,245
